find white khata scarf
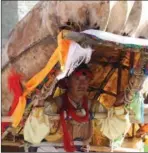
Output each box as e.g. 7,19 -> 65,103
56,41 -> 93,80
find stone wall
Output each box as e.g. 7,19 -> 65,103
2,1 -> 38,47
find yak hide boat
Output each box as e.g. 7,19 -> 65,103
1,1 -> 148,152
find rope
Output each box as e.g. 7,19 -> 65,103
124,49 -> 148,105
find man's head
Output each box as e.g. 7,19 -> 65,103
66,63 -> 92,99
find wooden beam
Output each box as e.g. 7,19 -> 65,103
62,30 -> 148,51
1,141 -> 140,152
117,52 -> 124,95
102,90 -> 117,97
89,87 -> 117,97
1,141 -> 23,147
2,112 -> 146,123
89,146 -> 140,152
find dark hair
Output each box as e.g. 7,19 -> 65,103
58,63 -> 92,89
75,63 -> 90,71
70,63 -> 92,77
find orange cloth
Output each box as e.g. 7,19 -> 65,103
11,31 -> 71,128
25,50 -> 59,92
141,124 -> 148,132
11,95 -> 26,127
25,32 -> 71,92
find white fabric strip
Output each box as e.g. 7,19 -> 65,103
82,29 -> 148,46
56,41 -> 93,80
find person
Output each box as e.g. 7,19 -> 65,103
26,63 -> 129,152
41,63 -> 98,152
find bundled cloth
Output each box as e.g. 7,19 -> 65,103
24,107 -> 51,144
98,106 -> 131,141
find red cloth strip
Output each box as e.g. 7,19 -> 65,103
60,93 -> 89,152
2,69 -> 23,133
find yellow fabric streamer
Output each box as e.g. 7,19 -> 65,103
25,50 -> 59,92
11,31 -> 71,128
11,95 -> 26,127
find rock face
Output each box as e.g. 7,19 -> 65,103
2,1 -> 18,47
2,1 -> 148,114
2,1 -> 38,47
2,1 -> 38,68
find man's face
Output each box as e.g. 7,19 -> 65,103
68,73 -> 90,99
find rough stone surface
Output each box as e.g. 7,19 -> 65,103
2,1 -> 148,115
2,1 -> 39,68
2,1 -> 18,47
2,1 -> 38,48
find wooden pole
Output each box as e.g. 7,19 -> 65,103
1,141 -> 140,152
1,141 -> 23,147
2,112 -> 147,123
117,53 -> 123,95
62,30 -> 148,51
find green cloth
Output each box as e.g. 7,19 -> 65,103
126,92 -> 144,123
144,144 -> 148,152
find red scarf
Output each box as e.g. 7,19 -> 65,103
60,93 -> 89,152
2,69 -> 23,133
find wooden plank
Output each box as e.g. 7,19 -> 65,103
2,141 -> 23,147
2,112 -> 148,124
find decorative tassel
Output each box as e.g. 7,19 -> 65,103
2,69 -> 23,133
7,69 -> 23,116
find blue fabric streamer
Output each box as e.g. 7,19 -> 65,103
128,92 -> 144,123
